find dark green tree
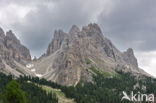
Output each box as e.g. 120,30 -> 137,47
3,80 -> 26,103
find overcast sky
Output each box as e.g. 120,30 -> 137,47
0,0 -> 156,77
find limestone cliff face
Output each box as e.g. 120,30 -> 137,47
4,30 -> 31,64
47,30 -> 67,55
32,23 -> 147,86
0,28 -> 5,58
123,48 -> 138,69
0,56 -> 5,69
0,27 -> 6,69
0,24 -> 149,86
0,27 -> 32,76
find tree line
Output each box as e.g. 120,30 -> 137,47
1,68 -> 156,103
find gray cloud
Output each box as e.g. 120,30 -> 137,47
0,0 -> 156,57
98,0 -> 156,51
8,0 -> 105,57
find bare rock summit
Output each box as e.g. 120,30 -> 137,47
31,23 -> 149,86
0,27 -> 33,76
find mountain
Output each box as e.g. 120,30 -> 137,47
27,23 -> 149,86
0,24 -> 155,103
0,24 -> 150,86
1,23 -> 156,102
0,27 -> 34,76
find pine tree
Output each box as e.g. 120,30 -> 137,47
3,80 -> 26,103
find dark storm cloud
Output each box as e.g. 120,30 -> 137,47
10,0 -> 103,57
98,0 -> 156,51
1,0 -> 156,57
1,0 -> 156,77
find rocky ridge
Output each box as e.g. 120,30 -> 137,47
0,27 -> 34,76
0,24 -> 150,86
30,23 -> 149,86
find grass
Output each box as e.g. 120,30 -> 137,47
85,58 -> 92,64
89,66 -> 112,77
41,85 -> 76,103
41,85 -> 64,96
27,81 -> 75,103
15,68 -> 25,75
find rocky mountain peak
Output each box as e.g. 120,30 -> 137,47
53,30 -> 66,39
0,24 -> 148,86
69,25 -> 80,35
46,29 -> 67,55
6,30 -> 19,42
88,23 -> 102,33
37,23 -> 146,86
0,27 -> 5,39
82,23 -> 104,40
0,28 -> 31,65
123,48 -> 138,69
0,26 -> 33,77
126,48 -> 134,56
5,30 -> 21,49
83,23 -> 102,33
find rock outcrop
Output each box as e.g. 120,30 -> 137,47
0,24 -> 149,86
4,30 -> 31,64
0,56 -> 5,69
47,30 -> 67,55
31,23 -> 148,86
0,27 -> 33,76
0,27 -> 6,69
123,48 -> 138,69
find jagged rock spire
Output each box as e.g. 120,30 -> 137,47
0,27 -> 5,39
123,48 -> 138,68
41,23 -> 142,86
69,25 -> 80,35
46,29 -> 67,55
0,27 -> 31,66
